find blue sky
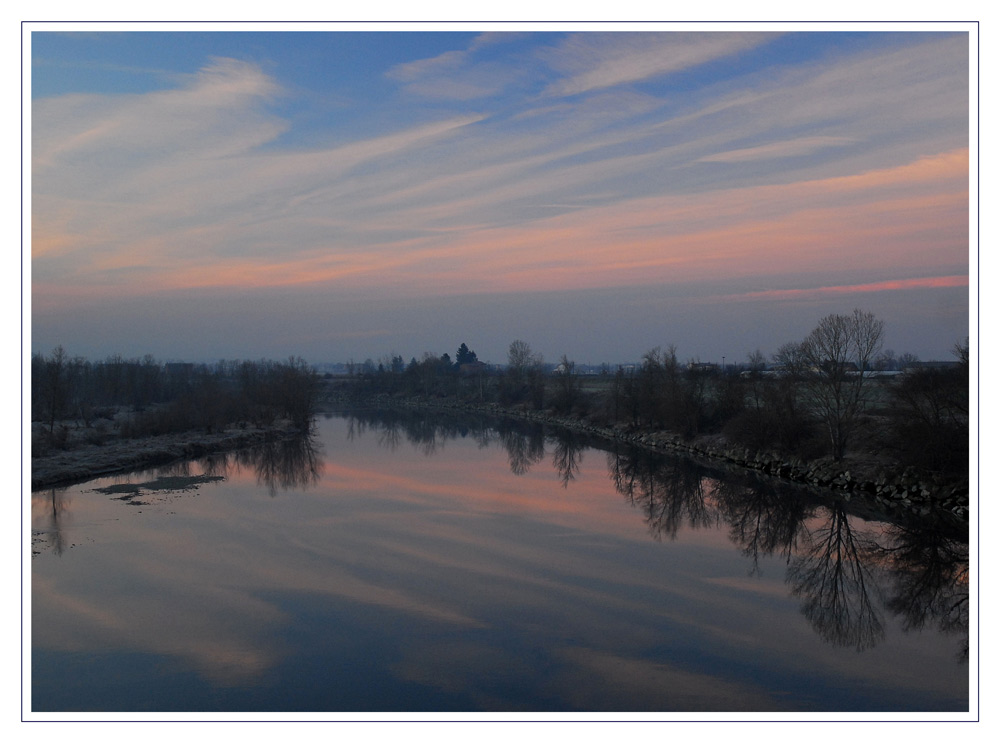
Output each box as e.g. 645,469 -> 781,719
29,25 -> 973,365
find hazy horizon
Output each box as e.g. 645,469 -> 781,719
29,25 -> 973,367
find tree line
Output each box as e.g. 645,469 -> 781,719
31,349 -> 319,454
343,310 -> 969,483
33,308 -> 967,483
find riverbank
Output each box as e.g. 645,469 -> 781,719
30,423 -> 302,491
334,393 -> 969,524
31,392 -> 970,523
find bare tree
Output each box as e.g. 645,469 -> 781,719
953,336 -> 969,367
888,337 -> 968,477
39,346 -> 69,437
797,309 -> 885,460
551,354 -> 580,414
507,339 -> 537,373
503,340 -> 544,407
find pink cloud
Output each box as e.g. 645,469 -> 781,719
33,147 -> 968,304
716,275 -> 969,302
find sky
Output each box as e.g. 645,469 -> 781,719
28,24 -> 973,366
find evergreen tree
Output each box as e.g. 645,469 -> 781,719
455,343 -> 478,367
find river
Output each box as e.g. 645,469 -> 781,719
30,408 -> 970,715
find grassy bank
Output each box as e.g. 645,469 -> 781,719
30,351 -> 321,490
30,416 -> 304,491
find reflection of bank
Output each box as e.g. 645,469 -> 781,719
501,425 -> 545,476
608,439 -> 969,659
32,410 -> 971,711
607,442 -> 714,540
881,522 -> 970,661
713,474 -> 812,573
203,432 -> 324,498
31,486 -> 73,557
341,406 -> 547,469
337,408 -> 969,661
550,428 -> 585,488
787,505 -> 968,659
788,504 -> 885,652
32,433 -> 325,556
31,432 -> 327,696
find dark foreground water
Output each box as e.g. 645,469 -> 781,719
31,409 -> 970,714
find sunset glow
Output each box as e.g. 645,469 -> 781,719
29,25 -> 972,363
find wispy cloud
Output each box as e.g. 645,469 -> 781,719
659,34 -> 968,169
387,32 -> 779,102
33,57 -> 283,172
696,136 -> 856,163
57,146 -> 959,305
31,33 -> 970,362
386,32 -> 532,100
539,32 -> 778,97
716,275 -> 969,303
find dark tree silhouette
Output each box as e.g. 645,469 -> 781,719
551,354 -> 581,414
455,343 -> 478,367
795,309 -> 885,460
886,340 -> 968,478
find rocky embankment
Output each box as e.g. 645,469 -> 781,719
337,393 -> 969,523
31,424 -> 301,491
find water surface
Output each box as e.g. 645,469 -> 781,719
31,409 -> 969,713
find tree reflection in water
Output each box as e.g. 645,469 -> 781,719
239,433 -> 324,497
606,443 -> 714,540
338,408 -> 498,458
341,408 -> 552,478
339,409 -> 968,660
32,486 -> 72,556
787,504 -> 885,652
499,421 -> 546,476
144,431 -> 323,499
712,476 -> 811,575
550,429 -> 585,488
602,441 -> 967,659
879,522 -> 970,661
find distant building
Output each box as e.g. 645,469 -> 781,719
902,360 -> 962,373
458,361 -> 488,375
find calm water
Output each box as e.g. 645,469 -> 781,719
31,409 -> 969,714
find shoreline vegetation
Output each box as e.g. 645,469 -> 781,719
30,310 -> 969,523
30,353 -> 318,490
30,423 -> 304,491
340,393 -> 968,524
321,313 -> 969,524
